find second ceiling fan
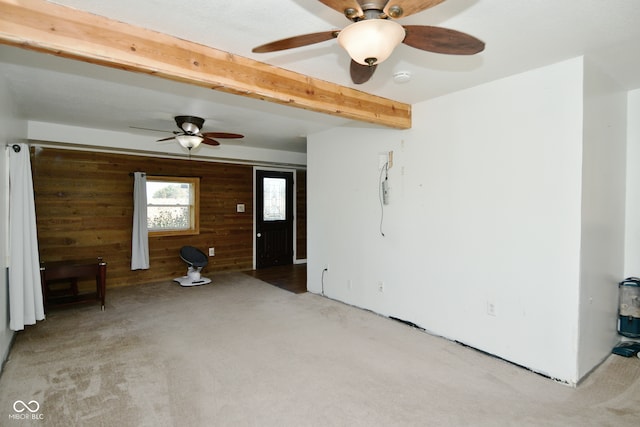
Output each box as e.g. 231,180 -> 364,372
157,116 -> 244,150
252,0 -> 485,84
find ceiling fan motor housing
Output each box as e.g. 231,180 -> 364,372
175,115 -> 204,134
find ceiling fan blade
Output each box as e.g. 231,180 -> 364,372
130,125 -> 172,133
201,137 -> 221,146
252,31 -> 339,53
350,60 -> 377,84
202,132 -> 244,139
402,25 -> 485,55
384,0 -> 447,19
156,136 -> 176,142
318,0 -> 363,19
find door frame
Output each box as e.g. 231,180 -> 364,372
253,166 -> 297,270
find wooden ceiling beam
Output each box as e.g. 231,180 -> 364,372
0,0 -> 411,129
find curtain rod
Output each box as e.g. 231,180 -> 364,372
5,144 -> 21,152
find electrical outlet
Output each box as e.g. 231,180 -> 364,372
486,301 -> 496,316
209,247 -> 215,257
378,281 -> 384,292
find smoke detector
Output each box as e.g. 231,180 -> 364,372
393,71 -> 412,84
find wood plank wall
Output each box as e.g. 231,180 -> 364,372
31,147 -> 306,290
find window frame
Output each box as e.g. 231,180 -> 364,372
146,175 -> 200,237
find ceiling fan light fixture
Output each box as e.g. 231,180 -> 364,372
176,134 -> 203,149
337,19 -> 405,66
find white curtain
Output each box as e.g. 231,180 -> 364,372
131,172 -> 149,270
9,143 -> 45,331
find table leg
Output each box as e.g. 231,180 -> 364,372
98,262 -> 107,310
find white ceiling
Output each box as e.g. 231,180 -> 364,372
1,0 -> 640,154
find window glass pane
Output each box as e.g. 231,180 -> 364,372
147,181 -> 191,206
263,177 -> 286,221
147,206 -> 189,230
146,180 -> 193,231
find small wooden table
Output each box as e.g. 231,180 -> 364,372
40,258 -> 107,310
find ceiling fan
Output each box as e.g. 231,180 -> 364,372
156,116 -> 244,150
252,0 -> 485,84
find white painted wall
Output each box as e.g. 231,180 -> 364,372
309,58 -> 588,383
577,60 -> 628,378
0,75 -> 28,367
625,89 -> 640,276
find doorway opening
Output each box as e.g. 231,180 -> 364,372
255,169 -> 295,269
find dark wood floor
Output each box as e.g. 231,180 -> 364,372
244,263 -> 307,294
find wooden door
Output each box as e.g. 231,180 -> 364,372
256,170 -> 294,268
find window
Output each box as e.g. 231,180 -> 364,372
263,177 -> 287,221
146,176 -> 199,236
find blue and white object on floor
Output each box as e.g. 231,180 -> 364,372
618,277 -> 640,337
612,341 -> 640,357
173,246 -> 212,287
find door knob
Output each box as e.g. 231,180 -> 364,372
257,233 -> 262,237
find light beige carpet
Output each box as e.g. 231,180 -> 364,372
1,272 -> 639,426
